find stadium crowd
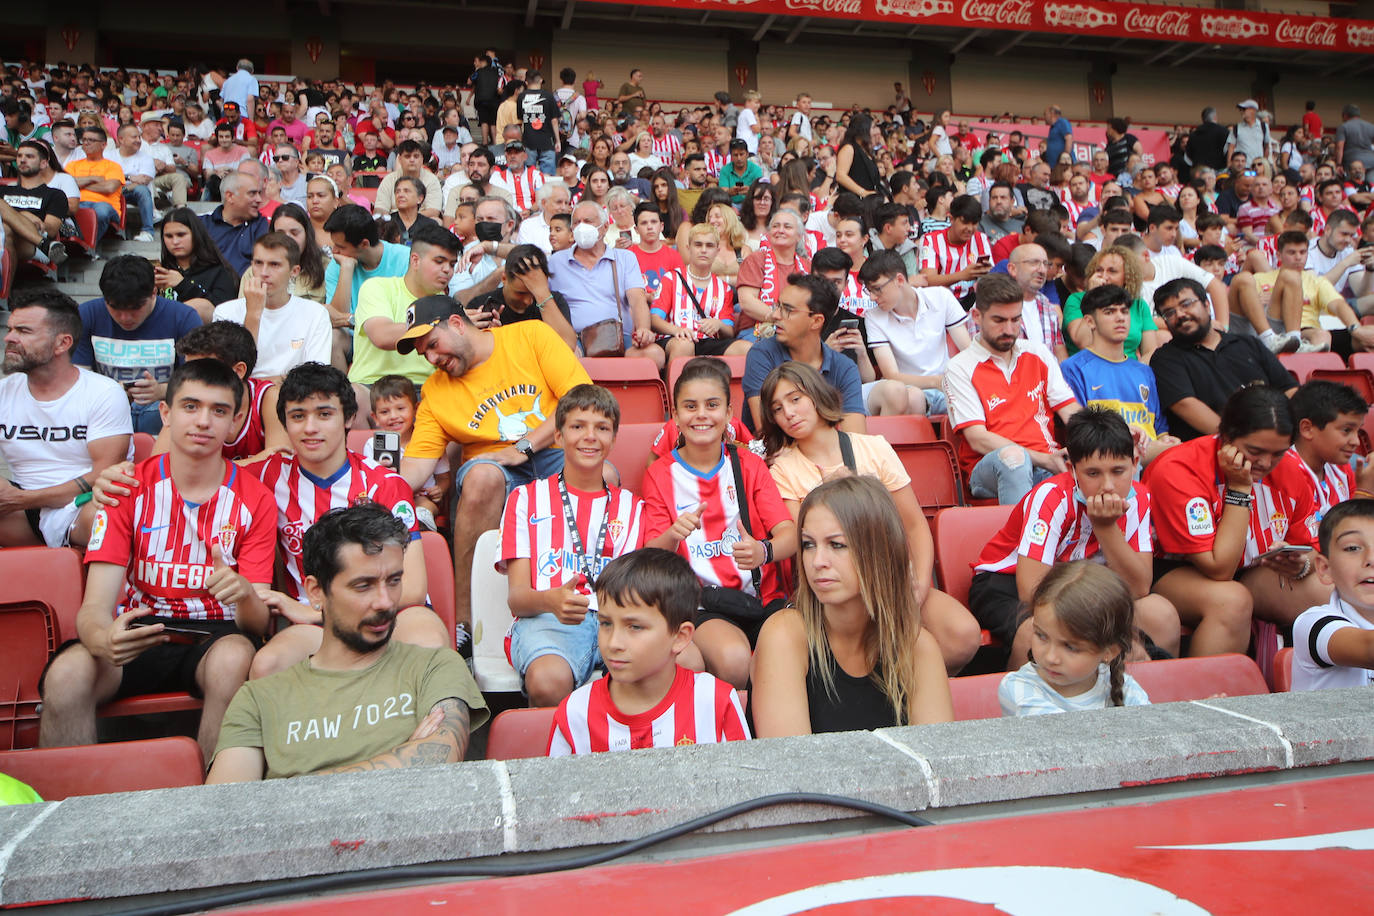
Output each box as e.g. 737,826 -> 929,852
2,52 -> 1374,790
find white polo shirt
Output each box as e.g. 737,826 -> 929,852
864,285 -> 967,377
1292,591 -> 1374,691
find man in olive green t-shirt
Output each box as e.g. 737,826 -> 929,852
617,69 -> 646,118
348,223 -> 459,392
207,504 -> 487,782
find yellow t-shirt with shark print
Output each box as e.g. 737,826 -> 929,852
409,320 -> 591,460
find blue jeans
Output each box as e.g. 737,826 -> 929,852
509,610 -> 600,687
81,202 -> 119,242
130,400 -> 164,435
968,446 -> 1054,505
534,148 -> 557,176
451,446 -> 566,505
124,183 -> 155,231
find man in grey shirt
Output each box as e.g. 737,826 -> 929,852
1226,100 -> 1269,165
1336,103 -> 1374,172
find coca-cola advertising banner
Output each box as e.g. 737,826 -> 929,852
621,0 -> 1373,55
971,121 -> 1171,167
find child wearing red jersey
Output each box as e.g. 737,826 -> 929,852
41,361 -> 277,761
642,358 -> 798,689
650,224 -> 748,363
501,385 -> 646,707
548,548 -> 749,755
969,409 -> 1180,669
1267,381 -> 1372,519
1144,386 -> 1328,658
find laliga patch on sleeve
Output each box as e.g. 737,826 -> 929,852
1028,519 -> 1050,546
88,509 -> 108,551
1185,497 -> 1214,536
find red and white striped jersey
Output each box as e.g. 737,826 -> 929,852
703,149 -> 725,177
1159,182 -> 1183,201
1063,198 -> 1089,231
1266,447 -> 1355,518
491,164 -> 545,211
653,269 -> 736,338
85,455 -> 277,620
920,228 -> 993,301
1311,204 -> 1354,237
650,132 -> 682,164
839,271 -> 873,318
250,450 -> 421,599
1255,235 -> 1279,270
224,377 -> 274,462
974,473 -> 1152,575
498,477 -> 645,611
547,666 -> 750,755
641,445 -> 792,605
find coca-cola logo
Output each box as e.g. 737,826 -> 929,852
1348,23 -> 1374,48
1044,3 -> 1116,29
872,0 -> 949,17
960,0 -> 1032,27
1122,7 -> 1191,39
1275,18 -> 1337,47
1199,14 -> 1268,41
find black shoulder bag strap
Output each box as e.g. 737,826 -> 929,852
678,270 -> 708,319
726,444 -> 763,594
837,430 -> 858,473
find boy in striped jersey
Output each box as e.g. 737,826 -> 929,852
40,360 -> 277,761
500,384 -> 645,706
548,548 -> 749,756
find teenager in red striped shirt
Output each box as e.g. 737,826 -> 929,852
547,548 -> 749,756
41,360 -> 277,761
501,385 -> 646,707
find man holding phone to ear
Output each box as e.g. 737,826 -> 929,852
40,360 -> 277,762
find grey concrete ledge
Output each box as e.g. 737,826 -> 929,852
2,687 -> 1373,906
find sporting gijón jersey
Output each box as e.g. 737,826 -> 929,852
85,455 -> 277,620
223,377 -> 273,461
250,450 -> 420,599
498,477 -> 645,612
1266,447 -> 1355,520
1144,434 -> 1319,568
547,666 -> 749,756
974,472 -> 1152,575
642,445 -> 791,604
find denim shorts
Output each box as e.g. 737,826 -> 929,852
508,610 -> 601,688
451,447 -> 566,501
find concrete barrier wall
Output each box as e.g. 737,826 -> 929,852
2,688 -> 1372,907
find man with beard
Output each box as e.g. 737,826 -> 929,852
944,273 -> 1080,505
1149,277 -> 1294,441
0,139 -> 69,267
207,503 -> 487,781
978,181 -> 1023,243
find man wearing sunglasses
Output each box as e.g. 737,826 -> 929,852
273,144 -> 307,207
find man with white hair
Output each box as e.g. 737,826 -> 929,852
449,195 -> 518,301
220,59 -> 260,122
516,181 -> 571,254
548,200 -> 657,365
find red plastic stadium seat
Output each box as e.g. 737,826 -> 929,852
420,531 -> 457,649
1308,368 -> 1374,403
67,207 -> 100,254
486,707 -> 557,760
1277,352 -> 1344,384
0,548 -> 84,749
0,736 -> 204,799
1350,352 -> 1374,374
607,422 -> 663,496
346,428 -> 374,454
932,505 -> 1013,605
581,358 -> 669,425
98,692 -> 203,718
1127,654 -> 1269,702
130,432 -> 156,463
950,672 -> 1002,721
866,414 -> 936,445
666,355 -> 746,418
1272,647 -> 1295,693
355,187 -> 378,207
0,248 -> 12,301
896,441 -> 964,520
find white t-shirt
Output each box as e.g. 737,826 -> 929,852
736,108 -> 759,154
865,286 -> 967,377
114,148 -> 155,181
931,125 -> 952,157
516,213 -> 553,254
182,117 -> 215,141
139,139 -> 175,168
789,111 -> 812,143
1307,237 -> 1362,295
1292,591 -> 1374,691
999,662 -> 1150,716
47,172 -> 79,201
213,295 -> 334,379
0,368 -> 132,490
1140,254 -> 1217,315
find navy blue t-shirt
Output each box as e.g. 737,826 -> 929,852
73,296 -> 204,385
742,337 -> 866,432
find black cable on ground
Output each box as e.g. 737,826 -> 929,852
93,792 -> 934,916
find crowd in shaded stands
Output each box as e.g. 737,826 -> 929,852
3,55 -> 1374,790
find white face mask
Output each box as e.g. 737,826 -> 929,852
572,222 -> 601,250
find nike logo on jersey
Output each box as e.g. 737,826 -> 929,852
677,502 -> 699,511
529,515 -> 555,525
140,524 -> 170,533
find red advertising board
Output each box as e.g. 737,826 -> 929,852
608,0 -> 1374,56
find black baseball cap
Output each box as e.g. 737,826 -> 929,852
395,294 -> 460,355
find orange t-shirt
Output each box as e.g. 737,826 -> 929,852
67,157 -> 124,208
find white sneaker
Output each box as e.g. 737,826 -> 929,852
1296,336 -> 1330,353
1267,330 -> 1300,354
133,230 -> 155,242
